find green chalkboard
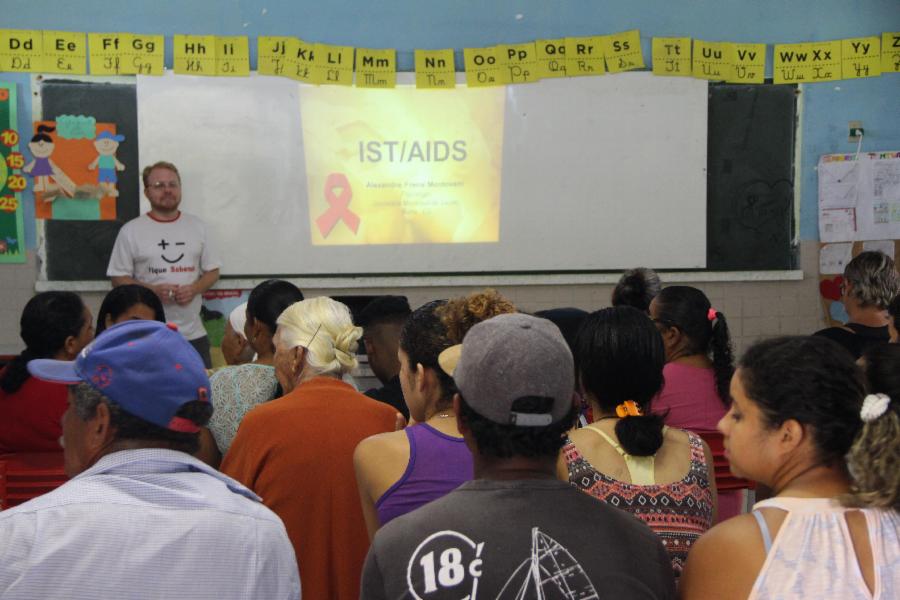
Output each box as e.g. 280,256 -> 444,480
41,79 -> 139,280
706,83 -> 798,270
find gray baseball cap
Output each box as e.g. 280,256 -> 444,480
438,313 -> 575,426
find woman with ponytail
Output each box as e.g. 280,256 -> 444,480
0,292 -> 94,453
650,285 -> 734,430
558,306 -> 717,579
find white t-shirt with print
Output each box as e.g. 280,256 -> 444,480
107,212 -> 221,340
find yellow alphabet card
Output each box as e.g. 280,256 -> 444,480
883,32 -> 900,73
415,49 -> 456,89
534,39 -> 567,79
257,36 -> 293,77
464,46 -> 506,87
42,31 -> 86,75
355,48 -> 396,88
0,30 -> 43,72
602,30 -> 644,73
288,39 -> 317,83
652,37 -> 691,77
216,36 -> 250,76
841,37 -> 881,79
498,42 -> 539,84
773,41 -> 841,84
727,43 -> 766,84
692,40 -> 733,81
565,37 -> 605,77
314,43 -> 354,86
173,35 -> 216,76
91,33 -> 162,76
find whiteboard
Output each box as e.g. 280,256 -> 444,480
137,72 -> 707,275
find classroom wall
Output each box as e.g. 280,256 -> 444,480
1,1 -> 898,352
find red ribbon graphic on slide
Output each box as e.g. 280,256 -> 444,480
316,173 -> 360,238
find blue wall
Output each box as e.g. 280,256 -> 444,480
4,0 -> 899,247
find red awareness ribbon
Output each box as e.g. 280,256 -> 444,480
316,173 -> 360,238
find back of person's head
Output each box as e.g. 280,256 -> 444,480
738,336 -> 864,467
844,344 -> 900,511
357,296 -> 411,330
400,299 -> 455,403
96,284 -> 165,335
652,285 -> 734,405
575,306 -> 666,456
357,295 -> 411,383
28,320 -> 212,467
1,292 -> 87,394
437,288 -> 516,344
246,279 -> 305,334
889,294 -> 900,342
446,313 -> 578,460
276,296 -> 361,378
611,267 -> 662,312
400,290 -> 516,411
222,302 -> 254,365
843,251 -> 900,310
534,307 -> 589,353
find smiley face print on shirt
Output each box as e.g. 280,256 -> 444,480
157,238 -> 186,264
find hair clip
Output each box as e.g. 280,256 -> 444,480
707,308 -> 718,322
616,400 -> 643,418
861,393 -> 891,422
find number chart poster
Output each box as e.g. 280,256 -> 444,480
0,82 -> 25,263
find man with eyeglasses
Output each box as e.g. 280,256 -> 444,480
107,161 -> 221,367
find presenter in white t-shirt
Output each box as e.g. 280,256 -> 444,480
107,161 -> 221,367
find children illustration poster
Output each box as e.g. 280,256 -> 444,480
25,116 -> 125,220
0,81 -> 26,263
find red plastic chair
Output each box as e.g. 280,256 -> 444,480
694,430 -> 756,492
0,452 -> 68,510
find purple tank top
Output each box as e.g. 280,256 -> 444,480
375,423 -> 473,526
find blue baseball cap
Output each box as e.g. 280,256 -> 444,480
28,320 -> 210,433
96,131 -> 125,142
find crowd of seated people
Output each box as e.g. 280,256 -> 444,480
0,263 -> 898,599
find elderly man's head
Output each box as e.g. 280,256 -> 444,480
843,251 -> 900,310
28,320 -> 212,477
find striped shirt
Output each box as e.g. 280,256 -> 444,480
0,448 -> 301,600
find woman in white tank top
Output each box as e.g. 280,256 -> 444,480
680,337 -> 900,599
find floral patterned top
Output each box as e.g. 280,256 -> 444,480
208,364 -> 278,454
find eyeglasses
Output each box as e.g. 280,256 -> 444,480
147,181 -> 180,190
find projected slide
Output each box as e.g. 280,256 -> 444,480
299,85 -> 505,246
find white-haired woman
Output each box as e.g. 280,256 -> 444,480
221,296 -> 397,600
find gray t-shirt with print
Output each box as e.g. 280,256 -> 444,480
361,478 -> 675,600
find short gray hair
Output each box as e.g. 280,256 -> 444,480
844,251 -> 900,309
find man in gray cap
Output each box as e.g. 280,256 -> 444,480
360,313 -> 675,599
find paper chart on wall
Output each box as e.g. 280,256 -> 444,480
818,152 -> 900,242
819,242 -> 853,274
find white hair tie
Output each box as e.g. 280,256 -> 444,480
860,393 -> 891,422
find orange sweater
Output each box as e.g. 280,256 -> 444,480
221,376 -> 397,600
